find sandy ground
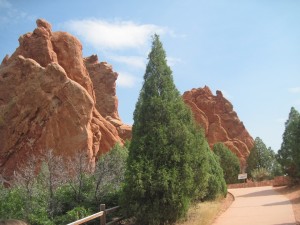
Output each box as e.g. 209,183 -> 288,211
274,185 -> 300,224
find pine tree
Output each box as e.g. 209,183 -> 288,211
278,107 -> 300,178
122,35 -> 208,225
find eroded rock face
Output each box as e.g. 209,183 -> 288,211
0,19 -> 130,177
84,55 -> 132,141
183,86 -> 254,166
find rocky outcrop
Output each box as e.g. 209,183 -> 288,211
84,55 -> 132,140
183,86 -> 254,166
0,19 -> 130,177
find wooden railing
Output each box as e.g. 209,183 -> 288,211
67,204 -> 123,225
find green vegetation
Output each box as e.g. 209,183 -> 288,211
0,144 -> 128,225
122,35 -> 213,225
246,137 -> 283,180
250,168 -> 271,182
204,148 -> 227,200
0,35 -> 230,225
278,107 -> 300,180
213,143 -> 240,184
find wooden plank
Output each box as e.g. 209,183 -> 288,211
67,211 -> 104,225
105,206 -> 120,214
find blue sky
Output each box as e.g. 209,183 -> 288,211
0,0 -> 299,151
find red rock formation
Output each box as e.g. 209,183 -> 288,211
0,19 -> 131,177
183,86 -> 254,166
84,55 -> 119,120
84,55 -> 132,140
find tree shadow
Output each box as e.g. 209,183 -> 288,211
238,189 -> 281,198
273,223 -> 298,225
263,200 -> 291,206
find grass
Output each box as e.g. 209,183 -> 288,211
122,194 -> 233,225
176,197 -> 225,225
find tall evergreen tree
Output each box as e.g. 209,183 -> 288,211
278,107 -> 300,178
122,35 -> 208,225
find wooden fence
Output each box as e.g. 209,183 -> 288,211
67,204 -> 123,225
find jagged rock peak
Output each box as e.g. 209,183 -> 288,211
183,86 -> 254,167
0,19 -> 131,179
36,18 -> 52,35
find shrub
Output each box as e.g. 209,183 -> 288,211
251,168 -> 271,182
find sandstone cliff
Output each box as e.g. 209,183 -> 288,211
84,55 -> 132,140
183,86 -> 254,166
0,19 -> 131,177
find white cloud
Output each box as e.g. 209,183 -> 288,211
64,19 -> 167,50
109,55 -> 146,69
288,87 -> 300,94
117,72 -> 140,88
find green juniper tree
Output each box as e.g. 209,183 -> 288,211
122,35 -> 208,225
278,107 -> 300,179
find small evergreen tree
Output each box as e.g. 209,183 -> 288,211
278,107 -> 300,179
122,35 -> 208,225
213,143 -> 240,184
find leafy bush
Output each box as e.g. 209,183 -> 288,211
0,185 -> 26,220
0,143 -> 129,224
251,168 -> 271,182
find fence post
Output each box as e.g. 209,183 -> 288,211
100,204 -> 106,225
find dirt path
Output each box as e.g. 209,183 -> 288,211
213,186 -> 296,225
